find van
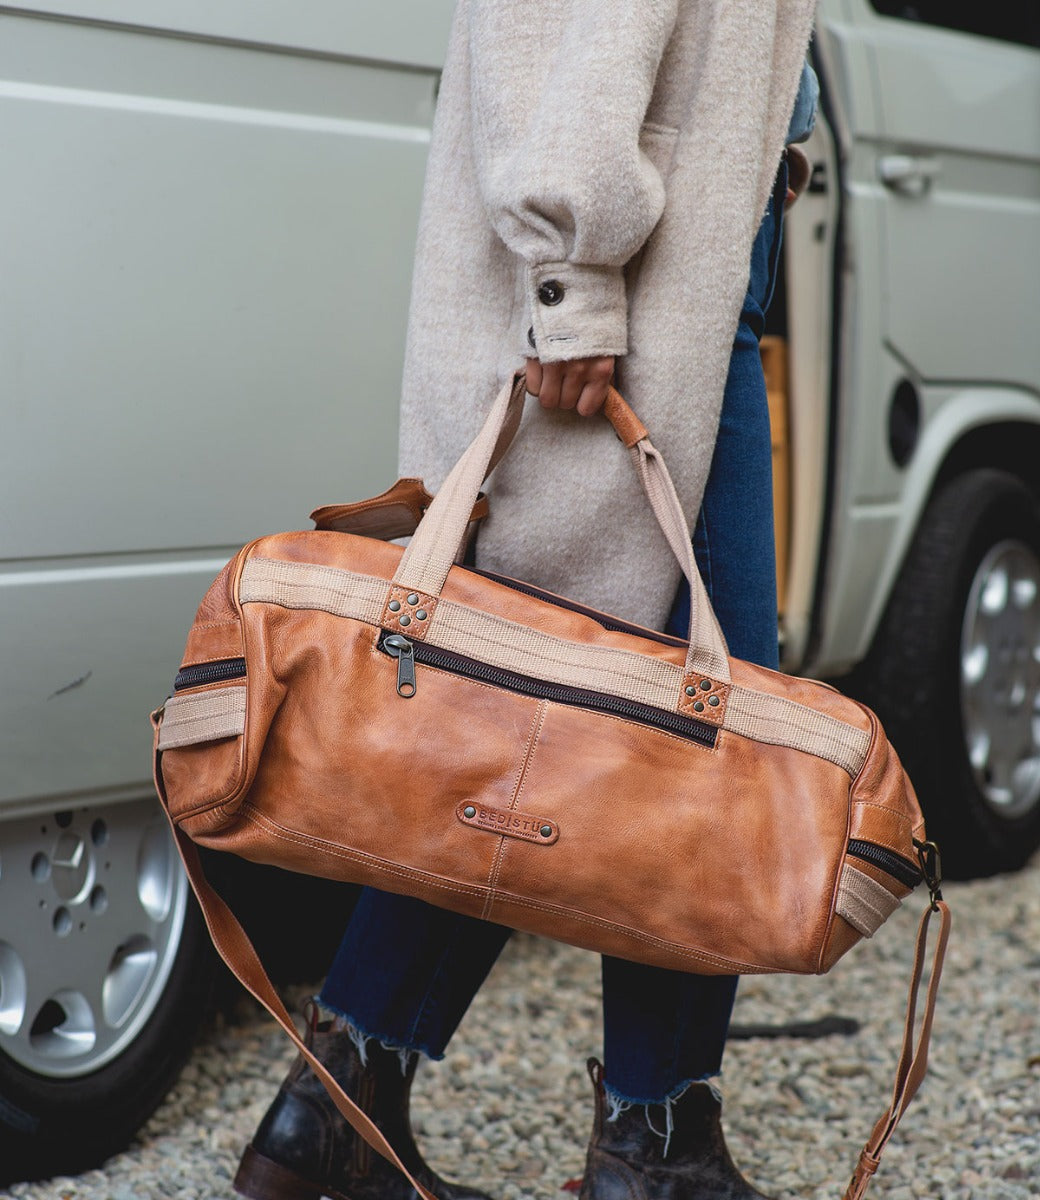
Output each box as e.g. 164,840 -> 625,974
1,0 -> 1037,1180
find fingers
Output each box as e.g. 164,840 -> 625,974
535,362 -> 564,410
527,356 -> 615,417
560,368 -> 584,412
576,381 -> 608,417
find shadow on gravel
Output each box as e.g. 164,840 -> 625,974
729,1014 -> 860,1039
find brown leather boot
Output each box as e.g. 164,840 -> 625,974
578,1059 -> 775,1200
234,1008 -> 493,1200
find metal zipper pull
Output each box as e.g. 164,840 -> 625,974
384,634 -> 416,698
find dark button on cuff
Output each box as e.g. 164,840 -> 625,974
537,279 -> 564,306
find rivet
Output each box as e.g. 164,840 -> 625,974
416,610 -> 428,621
694,700 -> 705,712
700,679 -> 712,691
399,615 -> 411,626
464,805 -> 476,819
685,685 -> 696,697
708,695 -> 720,707
407,593 -> 420,606
388,599 -> 401,612
540,825 -> 553,838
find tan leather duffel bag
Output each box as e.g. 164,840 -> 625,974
152,378 -> 949,1200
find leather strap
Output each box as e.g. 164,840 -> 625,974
165,816 -> 438,1200
842,900 -> 952,1199
395,376 -> 732,684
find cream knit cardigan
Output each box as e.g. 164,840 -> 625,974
399,0 -> 817,631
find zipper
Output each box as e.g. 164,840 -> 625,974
378,632 -> 716,748
847,839 -> 922,889
173,657 -> 246,691
383,634 -> 416,697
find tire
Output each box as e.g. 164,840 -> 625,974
850,469 -> 1040,879
0,798 -> 214,1184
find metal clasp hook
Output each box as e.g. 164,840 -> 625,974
913,838 -> 943,910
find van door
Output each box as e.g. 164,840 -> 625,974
857,2 -> 1040,387
806,0 -> 1040,675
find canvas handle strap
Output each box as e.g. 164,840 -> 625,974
842,899 -> 952,1199
396,376 -> 731,684
168,823 -> 439,1200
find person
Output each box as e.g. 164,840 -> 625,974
233,5 -> 818,1200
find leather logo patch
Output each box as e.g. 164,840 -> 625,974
456,803 -> 558,845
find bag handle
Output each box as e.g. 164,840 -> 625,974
395,376 -> 731,684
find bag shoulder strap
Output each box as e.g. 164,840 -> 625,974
171,825 -> 438,1200
843,900 -> 952,1199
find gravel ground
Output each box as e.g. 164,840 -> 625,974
7,858 -> 1038,1200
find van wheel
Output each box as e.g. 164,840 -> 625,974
853,469 -> 1040,879
0,799 -> 213,1184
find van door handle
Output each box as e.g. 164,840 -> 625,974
878,155 -> 941,195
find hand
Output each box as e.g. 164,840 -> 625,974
525,356 -> 615,418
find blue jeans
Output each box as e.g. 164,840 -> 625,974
320,162 -> 787,1104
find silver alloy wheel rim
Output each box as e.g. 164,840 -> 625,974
0,798 -> 188,1078
960,539 -> 1040,821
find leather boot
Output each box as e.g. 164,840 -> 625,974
234,1008 -> 494,1200
578,1059 -> 775,1200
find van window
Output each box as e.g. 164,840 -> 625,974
869,2 -> 1040,48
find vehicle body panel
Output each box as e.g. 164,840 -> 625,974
0,5 -> 441,809
794,0 -> 1040,676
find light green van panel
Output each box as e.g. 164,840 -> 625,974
4,1 -> 457,70
0,6 -> 454,807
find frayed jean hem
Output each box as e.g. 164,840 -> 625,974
313,996 -> 444,1069
603,1073 -> 723,1157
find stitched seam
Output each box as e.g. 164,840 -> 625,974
512,700 -> 549,813
482,701 -> 548,918
490,889 -> 765,973
240,807 -> 488,901
238,806 -> 765,973
189,619 -> 241,632
850,801 -> 917,824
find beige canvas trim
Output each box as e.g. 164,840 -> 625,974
238,557 -> 871,777
836,862 -> 901,937
432,598 -> 684,703
240,557 -> 388,624
158,686 -> 246,750
725,689 -> 871,779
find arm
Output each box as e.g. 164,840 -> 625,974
466,0 -> 680,414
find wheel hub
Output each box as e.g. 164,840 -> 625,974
0,799 -> 187,1077
960,539 -> 1040,820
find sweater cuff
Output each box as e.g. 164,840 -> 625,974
525,262 -> 628,363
